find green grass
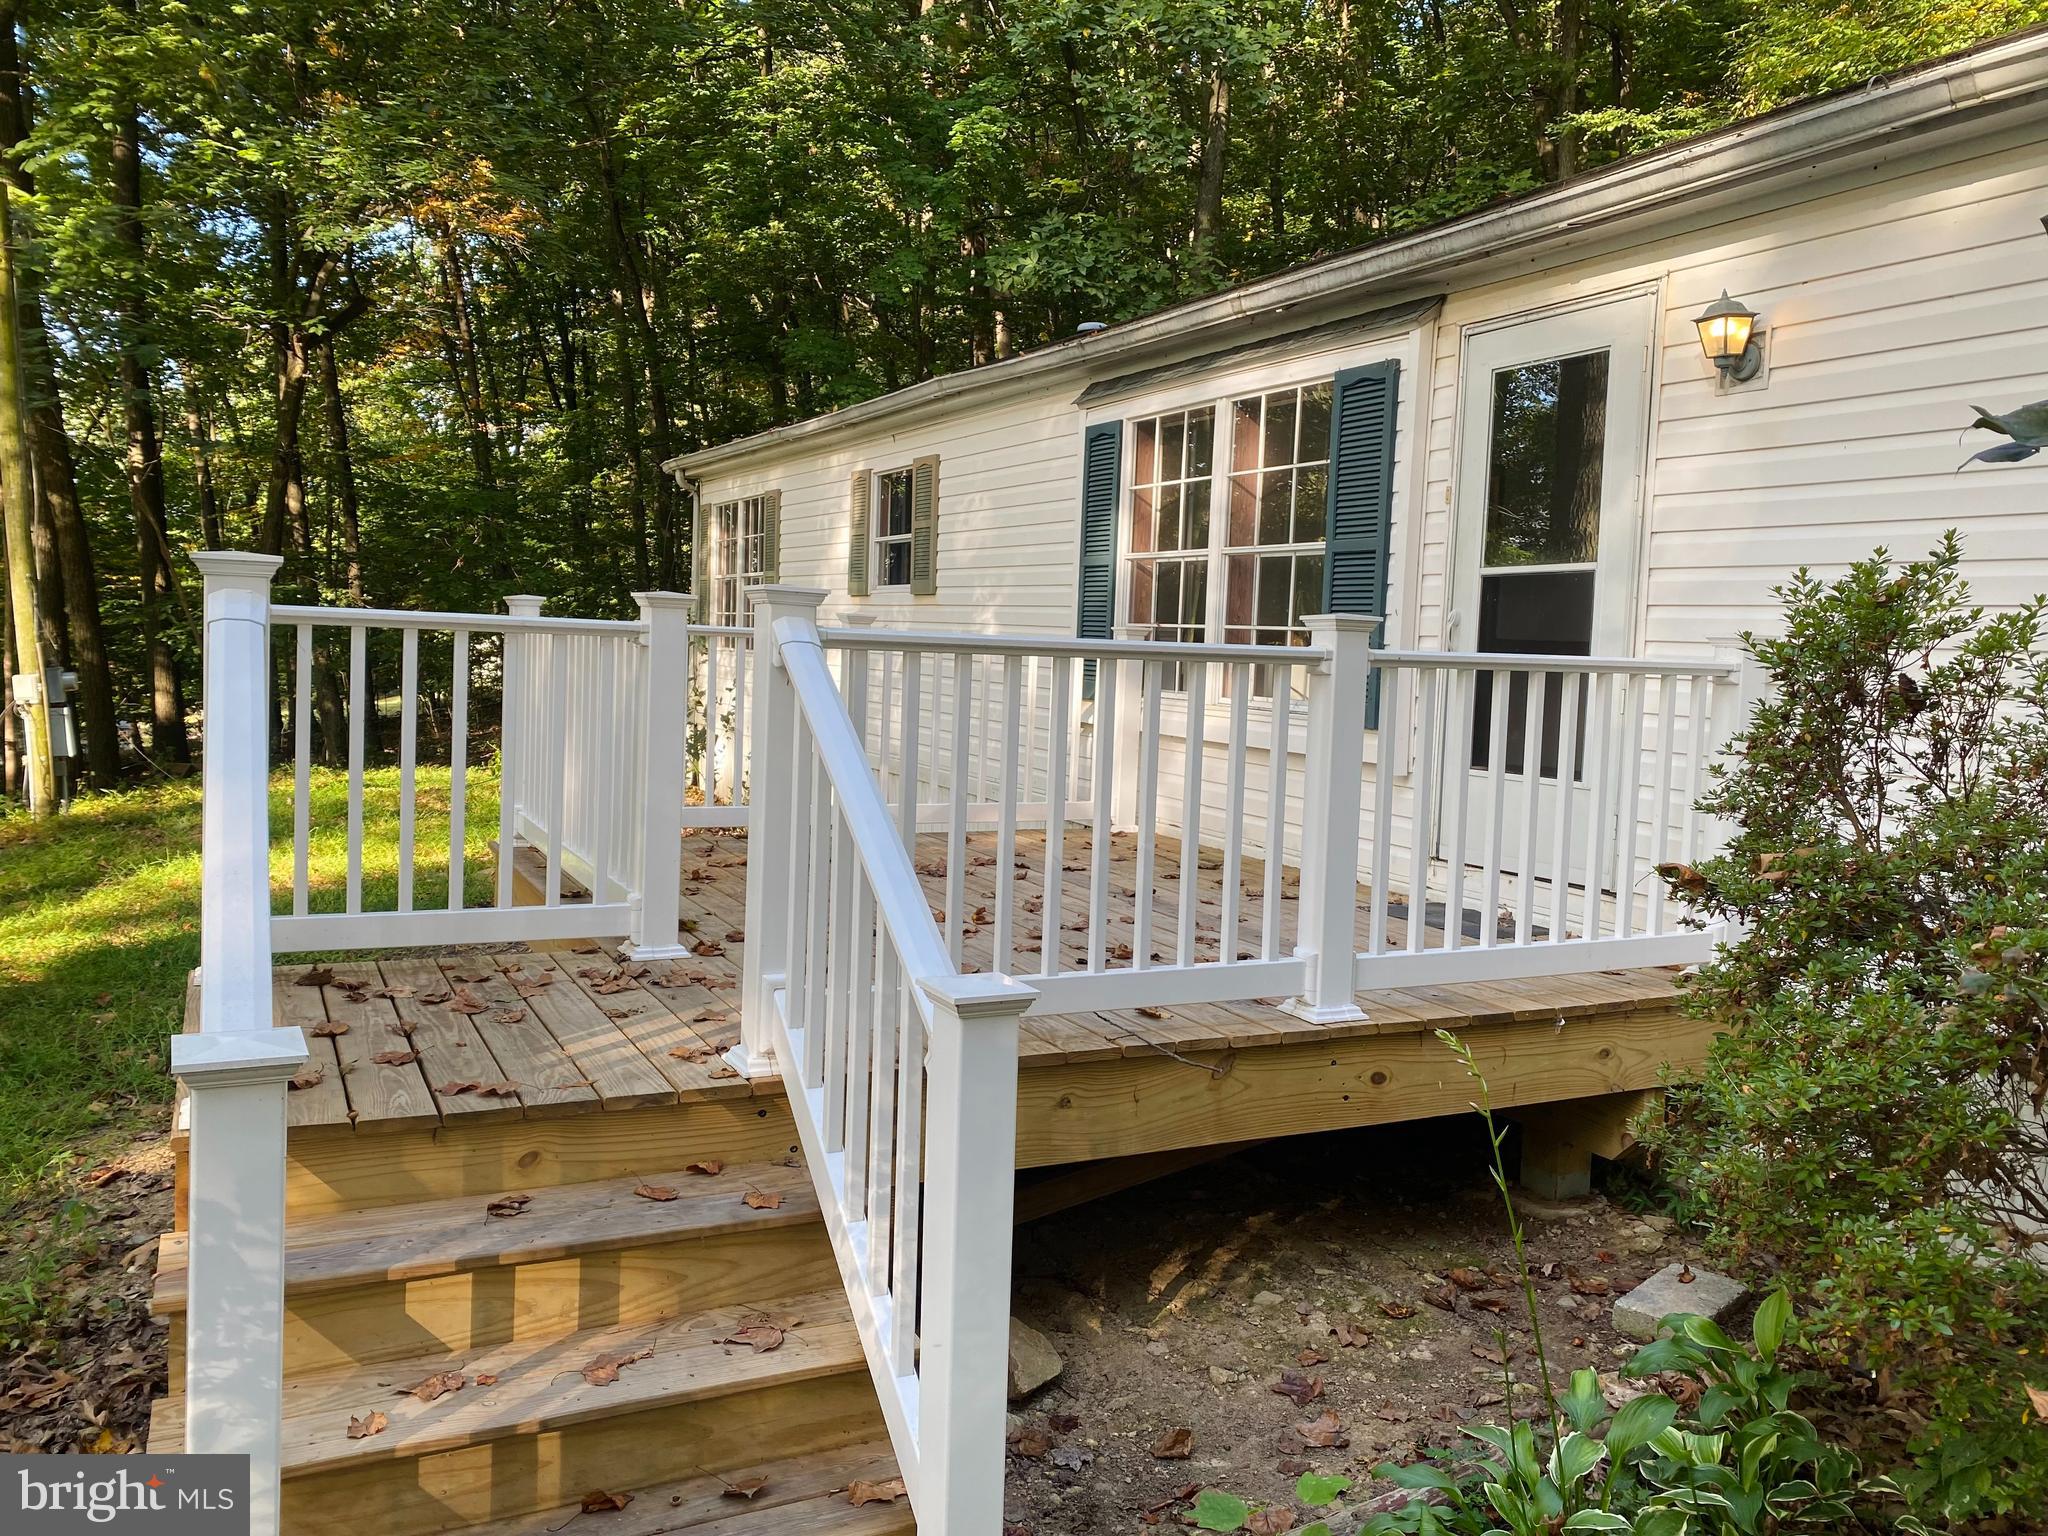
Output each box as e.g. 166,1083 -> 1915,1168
0,764 -> 501,1202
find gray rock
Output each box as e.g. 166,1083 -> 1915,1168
1008,1317 -> 1064,1400
1613,1263 -> 1748,1343
1252,1290 -> 1286,1307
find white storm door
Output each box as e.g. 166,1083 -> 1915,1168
1443,292 -> 1653,919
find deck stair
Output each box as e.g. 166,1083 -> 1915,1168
152,1131 -> 913,1535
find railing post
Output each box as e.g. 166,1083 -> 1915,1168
178,552 -> 307,1536
915,971 -> 1037,1532
626,590 -> 694,959
733,584 -> 829,1077
1283,613 -> 1376,1024
497,594 -> 545,908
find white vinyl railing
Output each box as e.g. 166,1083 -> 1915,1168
820,622 -> 1330,1015
740,587 -> 1036,1532
1354,649 -> 1741,990
689,623 -> 751,827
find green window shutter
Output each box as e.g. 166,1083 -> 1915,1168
847,470 -> 871,598
1077,421 -> 1121,697
909,455 -> 939,597
1323,360 -> 1399,726
761,490 -> 781,584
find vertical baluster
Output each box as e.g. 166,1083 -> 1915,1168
1548,672 -> 1581,943
543,634 -> 569,907
1581,671 -> 1617,942
1176,660 -> 1206,965
994,654 -> 1024,973
1087,658 -> 1119,972
1442,668 -> 1474,952
1615,674 -> 1647,938
1515,671 -> 1547,942
495,629 -> 521,910
292,624 -> 312,918
590,637 -> 616,898
945,653 -> 971,965
823,790 -> 854,1146
732,636 -> 749,805
1681,674 -> 1714,869
1041,656 -> 1072,974
1478,667 -> 1511,948
1260,664 -> 1290,962
898,652 -> 924,842
844,871 -> 874,1211
887,977 -> 924,1376
345,625 -> 366,914
1367,660 -> 1403,955
876,649 -> 896,797
1218,665 -> 1251,965
448,631 -> 469,911
784,718 -> 815,1030
704,631 -> 722,802
864,929 -> 898,1292
1405,666 -> 1440,953
1648,673 -> 1680,935
804,736 -> 831,1081
1132,660 -> 1163,969
397,628 -> 419,912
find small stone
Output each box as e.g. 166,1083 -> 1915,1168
1208,1365 -> 1245,1386
1008,1317 -> 1064,1400
1639,1214 -> 1677,1233
1252,1290 -> 1285,1308
1613,1263 -> 1747,1343
1624,1230 -> 1666,1254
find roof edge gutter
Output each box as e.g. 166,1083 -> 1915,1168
669,29 -> 2048,481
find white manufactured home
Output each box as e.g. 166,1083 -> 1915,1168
160,33 -> 2048,1536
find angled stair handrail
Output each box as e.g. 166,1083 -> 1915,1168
738,586 -> 1034,1534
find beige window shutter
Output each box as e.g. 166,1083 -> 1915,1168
762,489 -> 782,583
847,470 -> 871,597
910,455 -> 939,598
690,494 -> 708,623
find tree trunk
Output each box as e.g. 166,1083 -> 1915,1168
0,181 -> 52,811
435,232 -> 497,489
317,334 -> 364,604
111,98 -> 189,763
184,375 -> 225,550
1192,65 -> 1231,260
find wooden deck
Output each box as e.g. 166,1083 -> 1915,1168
238,828 -> 1709,1170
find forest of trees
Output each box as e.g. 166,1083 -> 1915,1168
1,0 -> 2042,807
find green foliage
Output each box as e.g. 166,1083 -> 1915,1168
1654,535 -> 2048,1521
1194,1488 -> 1253,1531
1352,1041 -> 1898,1536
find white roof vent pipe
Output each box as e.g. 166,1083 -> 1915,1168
1075,321 -> 1108,334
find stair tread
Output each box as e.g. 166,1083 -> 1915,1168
151,1160 -> 819,1315
466,1439 -> 912,1535
149,1286 -> 864,1476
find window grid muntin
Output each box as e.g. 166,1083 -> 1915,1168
710,495 -> 768,628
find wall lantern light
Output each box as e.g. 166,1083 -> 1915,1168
1694,290 -> 1762,383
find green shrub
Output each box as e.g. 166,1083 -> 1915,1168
1656,534 -> 2048,1522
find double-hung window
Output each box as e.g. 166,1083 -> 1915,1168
1121,379 -> 1334,700
709,495 -> 770,626
873,468 -> 915,590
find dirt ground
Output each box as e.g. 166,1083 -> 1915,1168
1003,1117 -> 1699,1535
0,1126 -> 175,1454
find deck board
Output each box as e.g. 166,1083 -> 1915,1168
241,827 -> 1687,1140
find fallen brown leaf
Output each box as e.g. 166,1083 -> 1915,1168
296,967 -> 335,987
1248,1509 -> 1296,1535
1008,1426 -> 1054,1458
717,1323 -> 785,1353
1293,1409 -> 1348,1449
1378,1300 -> 1417,1320
1271,1370 -> 1324,1408
445,986 -> 490,1015
486,1194 -> 532,1219
684,1160 -> 725,1176
742,1189 -> 783,1210
346,1410 -> 387,1439
721,1476 -> 768,1500
633,1184 -> 679,1202
1149,1426 -> 1193,1459
370,1050 -> 419,1066
580,1347 -> 653,1386
847,1477 -> 907,1507
309,1021 -> 350,1038
579,1490 -> 633,1513
289,1067 -> 326,1091
394,1371 -> 465,1403
1446,1267 -> 1491,1291
474,1373 -> 498,1386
